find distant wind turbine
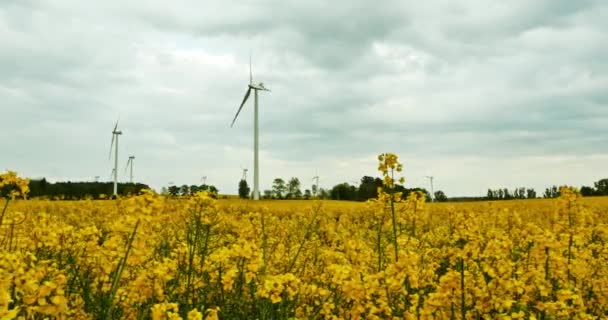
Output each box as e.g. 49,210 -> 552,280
125,156 -> 135,183
108,120 -> 122,197
425,175 -> 435,202
230,54 -> 270,200
312,174 -> 320,198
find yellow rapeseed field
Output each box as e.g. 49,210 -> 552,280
1,157 -> 608,319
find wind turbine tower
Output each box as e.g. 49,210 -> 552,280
125,156 -> 135,183
425,175 -> 435,202
108,120 -> 122,198
230,55 -> 270,200
312,175 -> 320,198
242,168 -> 248,181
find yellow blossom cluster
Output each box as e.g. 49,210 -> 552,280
0,171 -> 30,200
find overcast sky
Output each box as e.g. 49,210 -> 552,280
1,0 -> 607,196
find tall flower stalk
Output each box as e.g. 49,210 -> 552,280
377,153 -> 404,263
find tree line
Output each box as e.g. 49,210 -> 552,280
238,176 -> 448,202
485,178 -> 608,201
28,178 -> 150,200
161,184 -> 219,198
238,177 -> 608,202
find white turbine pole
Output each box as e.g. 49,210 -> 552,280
253,89 -> 260,200
113,134 -> 119,197
129,156 -> 134,183
426,175 -> 434,202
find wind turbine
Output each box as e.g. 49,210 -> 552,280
312,174 -> 320,198
425,175 -> 435,202
108,120 -> 122,198
125,156 -> 135,183
230,55 -> 270,200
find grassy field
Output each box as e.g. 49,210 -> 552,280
1,191 -> 608,319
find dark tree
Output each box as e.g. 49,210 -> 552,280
330,183 -> 358,201
190,185 -> 200,195
168,186 -> 179,197
287,177 -> 302,199
263,190 -> 272,199
304,189 -> 311,200
434,190 -> 448,202
179,185 -> 190,196
272,178 -> 286,199
580,186 -> 595,197
358,176 -> 383,201
238,179 -> 250,199
595,178 -> 608,196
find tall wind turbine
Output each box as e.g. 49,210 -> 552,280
242,168 -> 248,181
230,55 -> 270,200
425,175 -> 435,202
108,120 -> 122,197
125,156 -> 135,183
312,174 -> 320,198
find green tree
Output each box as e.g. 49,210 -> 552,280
287,177 -> 302,199
487,189 -> 494,200
263,189 -> 272,199
238,179 -> 250,199
580,186 -> 595,197
272,178 -> 286,199
594,178 -> 608,195
304,189 -> 311,200
179,185 -> 189,196
526,188 -> 537,199
190,185 -> 200,195
358,176 -> 383,201
168,185 -> 179,197
434,190 -> 448,202
330,183 -> 357,201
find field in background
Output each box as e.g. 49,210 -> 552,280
216,196 -> 608,213
1,192 -> 608,319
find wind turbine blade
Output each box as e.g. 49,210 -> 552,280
231,88 -> 251,127
108,134 -> 115,160
124,158 -> 130,173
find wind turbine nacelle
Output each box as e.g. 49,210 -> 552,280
249,83 -> 270,91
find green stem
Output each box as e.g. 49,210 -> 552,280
460,257 -> 466,320
261,210 -> 268,274
0,198 -> 9,226
390,169 -> 398,262
105,219 -> 140,320
377,217 -> 383,271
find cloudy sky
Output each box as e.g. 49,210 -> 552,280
1,0 -> 607,196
